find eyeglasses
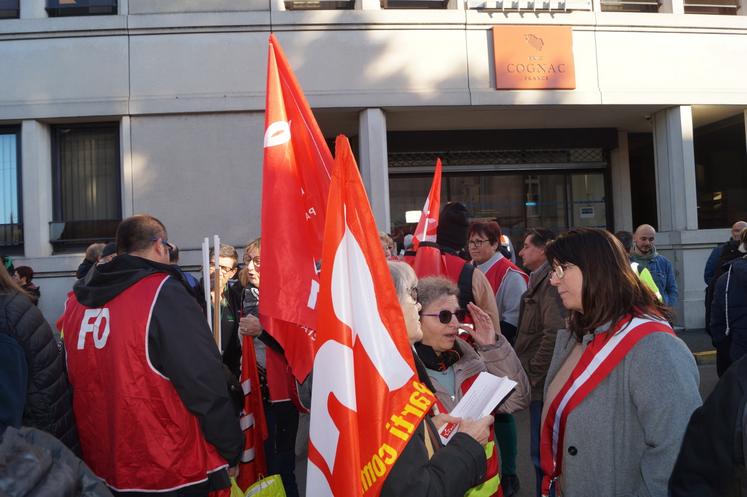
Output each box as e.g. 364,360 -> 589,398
218,265 -> 237,273
468,238 -> 490,249
550,263 -> 575,281
421,309 -> 468,324
244,256 -> 261,268
151,237 -> 174,257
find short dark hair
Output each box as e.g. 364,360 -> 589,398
613,230 -> 634,253
14,266 -> 33,282
524,228 -> 555,248
546,227 -> 671,340
115,215 -> 167,255
210,244 -> 239,266
468,221 -> 502,246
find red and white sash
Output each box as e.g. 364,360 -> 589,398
539,315 -> 674,496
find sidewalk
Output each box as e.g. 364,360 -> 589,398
676,327 -> 716,365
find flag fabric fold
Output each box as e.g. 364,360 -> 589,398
306,135 -> 436,497
260,33 -> 334,381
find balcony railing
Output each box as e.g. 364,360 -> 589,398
469,0 -> 592,11
0,223 -> 23,249
684,0 -> 739,14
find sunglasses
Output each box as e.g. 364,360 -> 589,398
421,309 -> 468,324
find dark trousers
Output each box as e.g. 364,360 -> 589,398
530,400 -> 544,497
264,401 -> 300,497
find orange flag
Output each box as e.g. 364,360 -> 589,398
306,136 -> 436,497
412,159 -> 443,250
260,33 -> 333,382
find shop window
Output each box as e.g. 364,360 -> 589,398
46,0 -> 117,17
695,116 -> 747,229
51,124 -> 121,247
628,133 -> 658,230
284,0 -> 354,10
0,0 -> 19,19
600,0 -> 659,12
684,0 -> 739,14
0,128 -> 22,251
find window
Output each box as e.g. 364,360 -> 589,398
52,124 -> 121,246
0,0 -> 19,19
600,0 -> 660,12
684,0 -> 739,14
46,0 -> 117,17
0,128 -> 22,251
284,0 -> 354,9
695,116 -> 747,229
382,0 -> 449,8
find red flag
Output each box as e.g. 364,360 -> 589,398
260,33 -> 333,381
236,336 -> 268,490
411,159 -> 442,250
306,136 -> 436,497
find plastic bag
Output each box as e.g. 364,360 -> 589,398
230,478 -> 245,497
245,474 -> 286,497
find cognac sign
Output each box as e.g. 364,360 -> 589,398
492,26 -> 576,90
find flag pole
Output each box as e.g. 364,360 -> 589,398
201,237 -> 213,333
213,235 -> 222,351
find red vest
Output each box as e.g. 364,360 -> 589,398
482,256 -> 529,295
62,273 -> 227,492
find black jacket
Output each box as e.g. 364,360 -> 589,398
0,426 -> 113,497
72,255 -> 244,469
0,290 -> 80,454
380,353 -> 487,497
670,354 -> 747,497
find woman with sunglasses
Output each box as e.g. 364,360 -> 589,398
540,228 -> 700,497
414,275 -> 530,497
382,262 -> 497,497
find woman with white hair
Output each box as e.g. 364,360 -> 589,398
381,261 -> 494,497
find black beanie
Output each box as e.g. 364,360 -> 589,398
437,202 -> 470,251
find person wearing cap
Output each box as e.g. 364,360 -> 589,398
425,202 -> 501,330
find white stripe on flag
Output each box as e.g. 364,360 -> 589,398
240,413 -> 255,431
241,447 -> 256,463
242,379 -> 251,395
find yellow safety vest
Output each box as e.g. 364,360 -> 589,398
631,262 -> 662,301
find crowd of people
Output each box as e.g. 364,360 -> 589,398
1,209 -> 747,497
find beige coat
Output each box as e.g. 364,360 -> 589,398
426,334 -> 531,414
514,262 -> 566,401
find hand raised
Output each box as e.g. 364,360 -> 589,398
464,302 -> 497,347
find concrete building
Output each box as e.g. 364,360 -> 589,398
1,0 -> 746,329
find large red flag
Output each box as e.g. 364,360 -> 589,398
411,158 -> 442,250
260,33 -> 333,381
306,136 -> 436,497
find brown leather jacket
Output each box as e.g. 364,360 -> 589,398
514,262 -> 566,401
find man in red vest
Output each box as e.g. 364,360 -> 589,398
60,214 -> 243,496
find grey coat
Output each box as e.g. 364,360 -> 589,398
545,323 -> 701,497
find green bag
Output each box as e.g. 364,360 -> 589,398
245,474 -> 286,497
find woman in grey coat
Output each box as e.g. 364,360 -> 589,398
539,228 -> 701,497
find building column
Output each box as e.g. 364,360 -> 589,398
358,109 -> 391,232
120,116 -> 134,218
21,121 -> 53,258
653,106 -> 698,232
610,131 -> 633,232
20,0 -> 46,18
652,106 -> 699,328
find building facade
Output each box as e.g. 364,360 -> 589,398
1,0 -> 746,329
